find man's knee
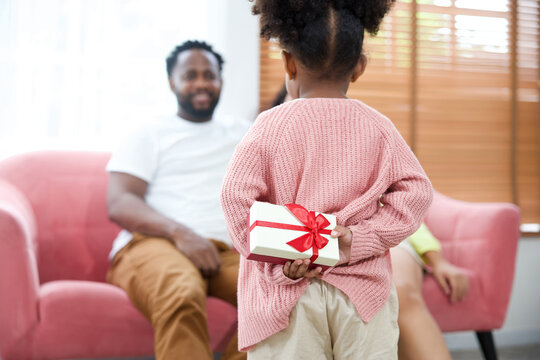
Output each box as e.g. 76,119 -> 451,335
151,281 -> 207,324
157,276 -> 206,307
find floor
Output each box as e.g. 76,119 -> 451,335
450,343 -> 540,360
86,343 -> 540,359
4,343 -> 535,360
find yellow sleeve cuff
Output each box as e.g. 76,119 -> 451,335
408,223 -> 441,256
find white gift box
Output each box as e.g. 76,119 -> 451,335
247,201 -> 339,268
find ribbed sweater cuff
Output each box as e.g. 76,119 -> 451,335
348,223 -> 389,263
262,263 -> 306,285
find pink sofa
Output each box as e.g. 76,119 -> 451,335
0,151 -> 521,359
0,151 -> 237,360
423,191 -> 521,359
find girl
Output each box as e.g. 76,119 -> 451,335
221,0 -> 433,358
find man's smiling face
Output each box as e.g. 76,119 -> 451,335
169,48 -> 222,122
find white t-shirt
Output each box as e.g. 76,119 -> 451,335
107,114 -> 251,259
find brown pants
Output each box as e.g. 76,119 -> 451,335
106,233 -> 245,360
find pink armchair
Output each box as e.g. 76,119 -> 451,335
422,191 -> 521,360
0,151 -> 238,360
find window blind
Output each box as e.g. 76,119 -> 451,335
258,0 -> 540,226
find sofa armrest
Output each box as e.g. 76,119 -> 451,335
425,191 -> 521,244
0,179 -> 40,355
424,191 -> 521,327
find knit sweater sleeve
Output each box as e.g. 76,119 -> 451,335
348,131 -> 433,264
221,118 -> 300,286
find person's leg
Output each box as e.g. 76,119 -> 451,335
107,233 -> 212,360
207,240 -> 245,360
207,240 -> 240,307
247,280 -> 332,360
329,282 -> 399,360
390,247 -> 452,360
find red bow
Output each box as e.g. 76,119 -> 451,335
285,204 -> 331,262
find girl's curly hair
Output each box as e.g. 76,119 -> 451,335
252,0 -> 395,79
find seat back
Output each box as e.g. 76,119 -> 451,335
0,151 -> 120,284
422,190 -> 520,331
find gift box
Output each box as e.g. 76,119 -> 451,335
247,201 -> 339,268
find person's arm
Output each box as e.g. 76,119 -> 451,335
407,223 -> 469,302
424,251 -> 469,303
221,120 -> 303,286
107,172 -> 221,277
408,222 -> 441,258
344,134 -> 433,265
409,224 -> 469,302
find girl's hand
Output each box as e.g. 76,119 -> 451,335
283,259 -> 323,280
331,225 -> 352,266
426,251 -> 470,303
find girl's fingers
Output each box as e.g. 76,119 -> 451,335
296,259 -> 310,276
305,266 -> 323,278
284,259 -> 323,279
331,225 -> 346,238
288,259 -> 302,277
287,259 -> 308,279
456,282 -> 465,302
283,261 -> 291,277
331,225 -> 352,240
436,273 -> 450,295
456,276 -> 469,301
448,276 -> 458,303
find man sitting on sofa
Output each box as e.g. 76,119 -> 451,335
106,40 -> 249,360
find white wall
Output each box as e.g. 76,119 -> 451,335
208,0 -> 260,123
445,237 -> 540,350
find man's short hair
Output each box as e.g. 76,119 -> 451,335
166,40 -> 224,78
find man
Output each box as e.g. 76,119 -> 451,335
106,40 -> 249,360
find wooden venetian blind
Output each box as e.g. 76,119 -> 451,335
258,0 -> 540,226
516,0 -> 540,226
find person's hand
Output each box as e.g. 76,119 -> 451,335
172,230 -> 221,278
331,225 -> 352,266
428,252 -> 469,303
283,259 -> 322,280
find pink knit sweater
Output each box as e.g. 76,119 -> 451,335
221,98 -> 433,351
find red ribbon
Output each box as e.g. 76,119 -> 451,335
249,203 -> 332,263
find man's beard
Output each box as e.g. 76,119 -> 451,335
178,92 -> 220,121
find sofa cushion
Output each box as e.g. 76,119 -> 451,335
35,280 -> 238,358
37,280 -> 154,358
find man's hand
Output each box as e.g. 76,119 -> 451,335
108,172 -> 222,278
331,225 -> 352,266
172,230 -> 221,278
426,251 -> 469,303
283,259 -> 322,280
